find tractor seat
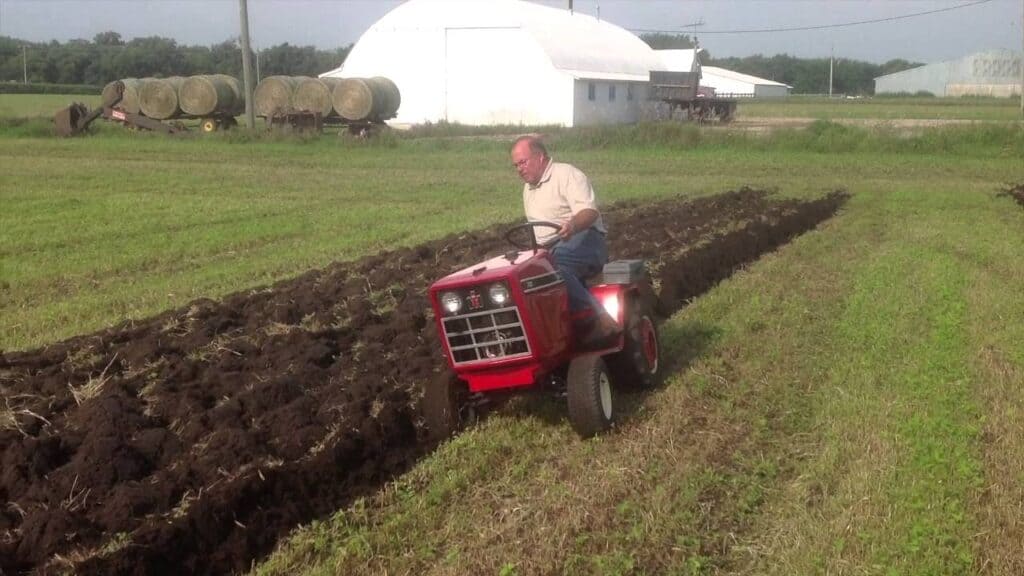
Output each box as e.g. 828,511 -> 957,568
585,259 -> 647,287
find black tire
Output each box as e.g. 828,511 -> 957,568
608,296 -> 662,390
567,355 -> 614,438
422,373 -> 471,442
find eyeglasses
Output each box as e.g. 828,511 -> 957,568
512,156 -> 532,169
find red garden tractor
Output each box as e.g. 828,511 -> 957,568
423,222 -> 661,439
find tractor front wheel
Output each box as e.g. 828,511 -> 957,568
423,373 -> 472,442
567,355 -> 615,438
200,118 -> 219,133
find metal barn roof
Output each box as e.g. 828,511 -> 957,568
324,0 -> 662,82
701,67 -> 791,88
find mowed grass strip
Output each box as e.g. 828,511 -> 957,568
253,179 -> 1022,574
737,96 -> 1021,121
965,194 -> 1024,574
730,188 -> 1003,575
2,125 -> 1020,350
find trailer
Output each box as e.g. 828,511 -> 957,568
649,70 -> 737,124
54,79 -> 239,137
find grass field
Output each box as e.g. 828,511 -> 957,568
0,93 -> 101,118
737,95 -> 1022,121
2,98 -> 1024,574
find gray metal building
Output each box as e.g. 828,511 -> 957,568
874,49 -> 1022,97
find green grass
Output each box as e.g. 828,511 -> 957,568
738,95 -> 1023,121
0,93 -> 100,118
3,118 -> 1024,574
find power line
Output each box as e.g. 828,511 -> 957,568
632,0 -> 995,35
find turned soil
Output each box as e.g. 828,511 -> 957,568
0,189 -> 847,575
1000,183 -> 1024,209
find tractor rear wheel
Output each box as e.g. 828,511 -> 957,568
608,296 -> 661,390
567,355 -> 615,437
423,372 -> 472,442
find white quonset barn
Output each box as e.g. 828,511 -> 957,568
701,67 -> 791,98
321,0 -> 663,127
874,49 -> 1023,97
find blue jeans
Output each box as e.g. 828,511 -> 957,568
551,228 -> 608,314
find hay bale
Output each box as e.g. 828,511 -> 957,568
103,78 -> 152,114
139,77 -> 186,120
180,74 -> 243,117
293,77 -> 340,117
332,76 -> 401,122
254,76 -> 308,117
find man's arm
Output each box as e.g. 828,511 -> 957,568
558,208 -> 599,239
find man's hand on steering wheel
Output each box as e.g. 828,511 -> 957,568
557,219 -> 576,240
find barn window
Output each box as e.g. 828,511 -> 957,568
609,85 -> 616,101
588,83 -> 596,101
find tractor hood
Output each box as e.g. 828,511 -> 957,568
431,250 -> 555,291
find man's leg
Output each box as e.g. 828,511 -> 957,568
551,228 -> 607,314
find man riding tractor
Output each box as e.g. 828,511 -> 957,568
422,137 -> 661,439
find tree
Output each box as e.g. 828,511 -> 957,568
93,31 -> 124,46
639,33 -> 695,50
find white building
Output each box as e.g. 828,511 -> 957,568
874,49 -> 1022,97
700,67 -> 791,98
321,0 -> 663,127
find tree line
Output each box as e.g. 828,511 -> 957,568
639,33 -> 921,95
1,31 -> 920,96
0,32 -> 349,86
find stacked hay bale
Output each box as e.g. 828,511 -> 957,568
254,76 -> 307,117
331,77 -> 401,122
180,74 -> 244,117
293,77 -> 342,117
254,75 -> 401,122
102,78 -> 152,114
139,76 -> 187,120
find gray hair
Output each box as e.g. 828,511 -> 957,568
511,135 -> 548,157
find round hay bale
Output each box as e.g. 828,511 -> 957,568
103,78 -> 151,114
370,76 -> 401,119
139,77 -> 186,120
180,74 -> 242,117
293,77 -> 338,117
217,74 -> 244,113
254,75 -> 306,117
332,76 -> 401,122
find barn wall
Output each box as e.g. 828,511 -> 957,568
572,80 -> 647,126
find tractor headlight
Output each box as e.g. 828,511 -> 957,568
440,292 -> 462,315
488,283 -> 510,306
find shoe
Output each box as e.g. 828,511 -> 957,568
579,312 -> 622,351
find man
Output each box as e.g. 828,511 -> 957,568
510,135 -> 620,348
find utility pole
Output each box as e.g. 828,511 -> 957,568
255,45 -> 261,83
568,0 -> 572,14
238,0 -> 256,129
829,45 -> 834,97
22,45 -> 27,84
1020,0 -> 1023,118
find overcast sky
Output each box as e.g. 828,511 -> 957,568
0,0 -> 1020,63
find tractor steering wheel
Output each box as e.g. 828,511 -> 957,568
504,221 -> 563,253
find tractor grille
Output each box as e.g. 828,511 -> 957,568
442,306 -> 531,365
